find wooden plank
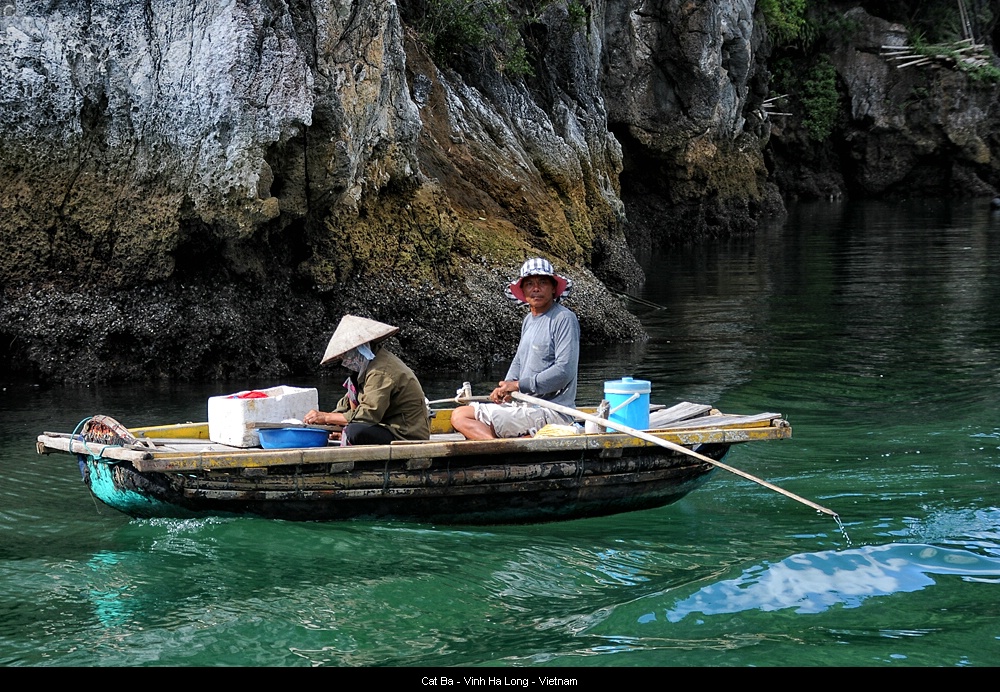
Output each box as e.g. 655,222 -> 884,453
39,411 -> 792,474
179,463 -> 708,503
654,412 -> 782,431
131,422 -> 211,440
135,443 -> 391,472
128,422 -> 791,473
133,439 -> 236,451
648,402 -> 715,427
36,435 -> 152,463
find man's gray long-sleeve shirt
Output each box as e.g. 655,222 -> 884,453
505,302 -> 579,409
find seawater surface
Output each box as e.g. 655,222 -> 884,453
2,199 -> 1000,667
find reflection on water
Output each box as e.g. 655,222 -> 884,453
663,541 -> 1000,623
87,552 -> 138,630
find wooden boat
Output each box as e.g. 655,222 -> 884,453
36,402 -> 791,524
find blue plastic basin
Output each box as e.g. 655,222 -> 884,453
257,427 -> 330,449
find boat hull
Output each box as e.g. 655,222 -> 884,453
76,443 -> 727,524
42,403 -> 791,524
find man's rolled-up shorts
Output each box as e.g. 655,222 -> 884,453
471,402 -> 574,438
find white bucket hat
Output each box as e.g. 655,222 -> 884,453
320,315 -> 399,365
505,257 -> 573,303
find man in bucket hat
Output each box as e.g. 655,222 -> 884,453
304,315 -> 430,444
451,257 -> 580,439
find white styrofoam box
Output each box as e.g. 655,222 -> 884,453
208,385 -> 319,447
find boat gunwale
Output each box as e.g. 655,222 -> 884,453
37,418 -> 791,473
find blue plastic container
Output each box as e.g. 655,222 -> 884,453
604,377 -> 651,431
257,427 -> 330,449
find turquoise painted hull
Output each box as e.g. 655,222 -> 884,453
82,457 -> 203,518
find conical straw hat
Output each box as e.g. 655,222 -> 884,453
320,315 -> 399,364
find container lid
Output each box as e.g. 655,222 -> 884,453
604,376 -> 651,394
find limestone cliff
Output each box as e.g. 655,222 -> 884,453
0,0 -> 653,381
0,1 -> 997,383
603,0 -> 781,251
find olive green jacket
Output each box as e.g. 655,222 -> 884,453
333,347 -> 430,440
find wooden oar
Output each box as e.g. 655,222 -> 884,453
511,391 -> 838,518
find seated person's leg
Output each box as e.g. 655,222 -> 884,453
451,404 -> 498,440
489,405 -> 550,438
343,422 -> 396,446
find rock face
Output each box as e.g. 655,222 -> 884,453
0,2 -> 997,382
0,0 -> 651,381
602,0 -> 781,251
768,6 -> 1000,201
0,1 -> 424,287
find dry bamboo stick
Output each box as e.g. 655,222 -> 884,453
895,58 -> 933,68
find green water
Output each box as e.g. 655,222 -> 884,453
2,200 -> 999,667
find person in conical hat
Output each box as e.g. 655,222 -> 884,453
304,315 -> 430,444
451,257 -> 580,440
319,314 -> 399,365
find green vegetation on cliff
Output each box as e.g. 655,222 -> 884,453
766,1 -> 999,142
407,0 -> 533,75
760,0 -> 808,44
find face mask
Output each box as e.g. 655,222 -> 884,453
341,342 -> 375,373
341,348 -> 367,372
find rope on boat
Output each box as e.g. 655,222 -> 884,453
71,416 -> 100,459
426,395 -> 492,406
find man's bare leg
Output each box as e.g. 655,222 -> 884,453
450,405 -> 497,440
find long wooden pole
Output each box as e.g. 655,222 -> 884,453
511,392 -> 838,518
